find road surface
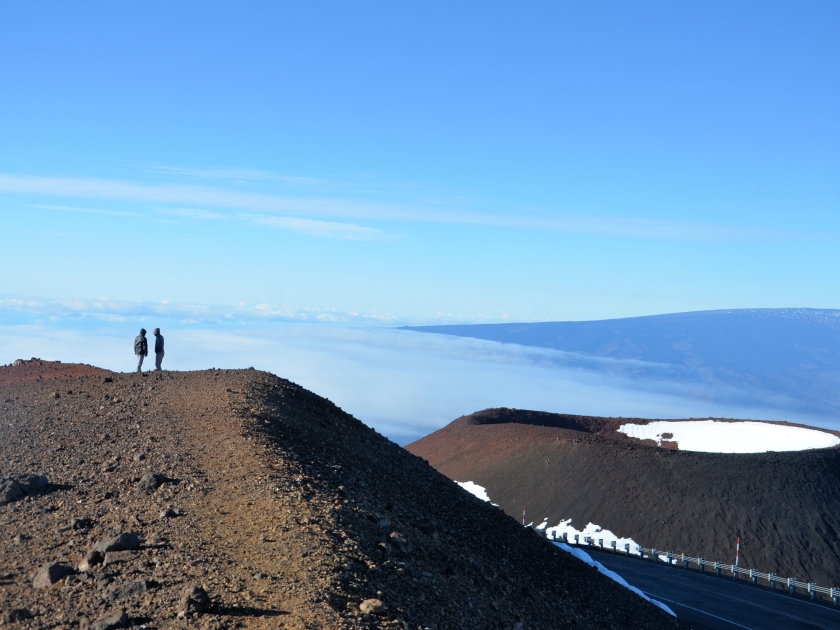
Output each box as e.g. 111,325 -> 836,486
589,549 -> 840,629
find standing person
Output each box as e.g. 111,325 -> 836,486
153,328 -> 165,371
134,328 -> 148,372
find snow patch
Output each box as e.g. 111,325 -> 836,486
617,419 -> 840,453
456,480 -> 491,502
553,543 -> 676,617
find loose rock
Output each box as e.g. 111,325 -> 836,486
137,472 -> 169,494
359,598 -> 385,615
178,584 -> 211,615
32,562 -> 75,588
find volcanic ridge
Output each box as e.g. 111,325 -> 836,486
406,408 -> 840,592
0,362 -> 683,629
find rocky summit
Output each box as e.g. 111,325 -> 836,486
0,363 -> 683,629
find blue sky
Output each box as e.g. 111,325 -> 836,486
3,3 -> 840,438
2,1 -> 838,323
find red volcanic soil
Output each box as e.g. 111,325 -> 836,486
0,358 -> 111,385
406,408 -> 840,593
0,367 -> 683,629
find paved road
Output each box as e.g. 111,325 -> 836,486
589,550 -> 840,629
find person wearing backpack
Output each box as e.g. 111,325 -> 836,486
134,328 -> 148,372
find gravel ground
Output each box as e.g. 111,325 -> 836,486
1,362 -> 685,630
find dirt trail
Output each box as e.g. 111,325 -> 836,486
0,366 -> 684,629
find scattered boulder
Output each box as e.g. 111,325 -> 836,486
137,472 -> 169,494
71,517 -> 95,530
103,579 -> 149,603
359,598 -> 385,615
32,562 -> 75,588
0,479 -> 24,506
84,609 -> 127,630
93,532 -> 140,554
79,550 -> 105,572
11,473 -> 48,494
178,585 -> 211,615
103,550 -> 137,567
159,506 -> 178,519
0,473 -> 48,506
2,608 -> 32,623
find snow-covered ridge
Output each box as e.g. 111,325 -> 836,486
617,419 -> 840,453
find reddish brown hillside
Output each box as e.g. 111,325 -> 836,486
0,368 -> 683,629
0,359 -> 111,385
406,408 -> 840,591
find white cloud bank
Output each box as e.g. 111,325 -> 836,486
2,321 -> 837,445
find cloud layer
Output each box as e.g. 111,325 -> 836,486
2,320 -> 834,446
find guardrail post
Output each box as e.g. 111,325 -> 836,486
715,562 -> 720,577
598,538 -> 604,552
809,583 -> 816,600
832,587 -> 838,606
683,554 -> 688,570
611,540 -> 616,554
699,558 -> 704,574
789,578 -> 795,595
751,569 -> 757,585
652,548 -> 657,563
770,574 -> 776,590
638,545 -> 643,560
733,565 -> 738,581
562,532 -> 568,543
666,551 -> 672,565
574,534 -> 579,545
624,543 -> 630,557
586,536 -> 592,550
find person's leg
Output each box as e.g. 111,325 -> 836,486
155,351 -> 164,370
136,354 -> 144,372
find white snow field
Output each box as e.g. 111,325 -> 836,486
458,481 -> 674,614
617,419 -> 840,453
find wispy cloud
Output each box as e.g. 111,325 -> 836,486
1,171 -> 821,242
245,214 -> 390,240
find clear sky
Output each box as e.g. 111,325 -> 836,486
2,1 -> 839,324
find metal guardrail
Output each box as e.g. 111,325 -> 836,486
542,529 -> 840,606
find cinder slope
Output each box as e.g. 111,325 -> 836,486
406,408 -> 840,590
0,367 -> 682,629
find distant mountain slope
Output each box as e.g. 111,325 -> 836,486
406,408 -> 840,591
403,308 -> 840,416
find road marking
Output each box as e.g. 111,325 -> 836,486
644,593 -> 756,630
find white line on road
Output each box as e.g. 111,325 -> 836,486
643,592 -> 756,630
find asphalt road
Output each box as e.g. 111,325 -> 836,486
589,550 -> 840,630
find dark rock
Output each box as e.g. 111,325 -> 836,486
2,608 -> 32,623
12,533 -> 28,546
137,472 -> 169,494
79,549 -> 105,572
10,473 -> 48,494
72,517 -> 95,530
88,609 -> 127,630
33,562 -> 75,588
51,391 -> 61,399
103,579 -> 149,603
93,532 -> 140,554
159,506 -> 178,519
0,479 -> 24,506
103,377 -> 113,383
359,598 -> 384,615
103,550 -> 138,567
178,585 -> 211,615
